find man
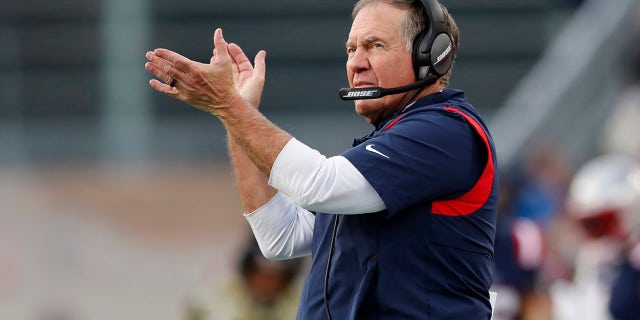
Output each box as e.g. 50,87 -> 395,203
145,0 -> 498,318
551,153 -> 640,320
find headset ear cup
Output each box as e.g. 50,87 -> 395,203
413,0 -> 453,82
430,33 -> 453,77
412,32 -> 453,80
412,31 -> 431,80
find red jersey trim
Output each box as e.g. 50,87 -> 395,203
431,106 -> 495,216
383,114 -> 407,131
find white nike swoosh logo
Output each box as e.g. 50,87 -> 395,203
365,144 -> 390,159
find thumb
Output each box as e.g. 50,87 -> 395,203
253,50 -> 267,79
211,28 -> 231,64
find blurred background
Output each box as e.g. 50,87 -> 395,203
1,0 -> 639,319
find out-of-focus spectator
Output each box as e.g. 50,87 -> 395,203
492,173 -> 550,320
492,217 -> 547,320
550,153 -> 640,320
609,242 -> 640,319
182,236 -> 305,320
508,144 -> 573,230
591,13 -> 640,319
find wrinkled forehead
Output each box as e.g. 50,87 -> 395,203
348,3 -> 408,42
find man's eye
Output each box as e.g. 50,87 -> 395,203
346,47 -> 356,54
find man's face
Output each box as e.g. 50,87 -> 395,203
346,3 -> 416,124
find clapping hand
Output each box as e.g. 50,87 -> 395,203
145,28 -> 266,114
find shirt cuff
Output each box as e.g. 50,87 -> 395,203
244,191 -> 314,259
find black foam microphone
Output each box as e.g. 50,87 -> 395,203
338,75 -> 437,100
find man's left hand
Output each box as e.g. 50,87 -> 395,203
145,28 -> 242,115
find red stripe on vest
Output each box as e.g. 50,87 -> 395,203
383,114 -> 406,131
431,106 -> 495,216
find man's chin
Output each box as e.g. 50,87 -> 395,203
354,104 -> 377,124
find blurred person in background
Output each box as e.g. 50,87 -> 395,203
551,8 -> 640,319
491,173 -> 549,320
550,153 -> 640,320
183,236 -> 305,320
490,144 -> 573,320
605,36 -> 640,318
145,0 -> 499,318
508,144 -> 573,230
609,238 -> 640,320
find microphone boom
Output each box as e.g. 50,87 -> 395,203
338,76 -> 436,101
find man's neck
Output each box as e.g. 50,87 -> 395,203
413,82 -> 445,102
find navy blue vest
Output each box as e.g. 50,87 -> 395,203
297,89 -> 498,319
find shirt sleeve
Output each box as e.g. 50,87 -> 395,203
268,138 -> 386,214
244,191 -> 315,260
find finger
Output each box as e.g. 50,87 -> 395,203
149,78 -> 179,95
146,51 -> 200,88
152,48 -> 193,74
145,51 -> 181,84
145,60 -> 172,85
211,28 -> 231,64
253,50 -> 267,78
228,43 -> 252,73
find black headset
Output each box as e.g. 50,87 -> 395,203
412,0 -> 454,81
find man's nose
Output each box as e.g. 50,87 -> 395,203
347,49 -> 369,73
